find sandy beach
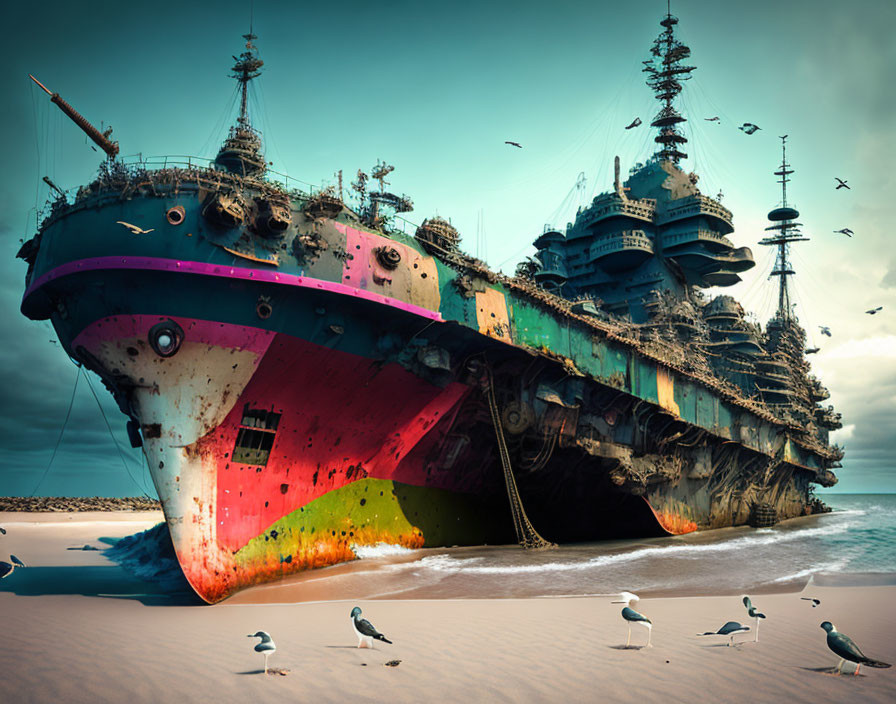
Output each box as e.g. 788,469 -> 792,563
1,511 -> 894,704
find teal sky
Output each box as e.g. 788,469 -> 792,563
1,0 -> 893,496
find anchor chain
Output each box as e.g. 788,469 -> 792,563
485,367 -> 555,550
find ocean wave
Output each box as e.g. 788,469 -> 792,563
351,543 -> 419,559
417,521 -> 858,575
767,560 -> 848,584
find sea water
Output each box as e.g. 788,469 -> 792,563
241,493 -> 896,602
100,494 -> 896,603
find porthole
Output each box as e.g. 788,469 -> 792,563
256,296 -> 273,320
148,319 -> 184,358
166,205 -> 186,225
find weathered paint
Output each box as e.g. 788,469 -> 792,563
71,312 -> 502,602
20,173 -> 836,602
644,496 -> 698,535
25,255 -> 443,323
475,288 -> 512,341
656,367 -> 681,416
337,222 -> 441,312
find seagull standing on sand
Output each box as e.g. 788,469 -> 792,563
698,621 -> 750,647
612,592 -> 652,647
351,607 -> 393,648
743,596 -> 765,642
820,622 -> 891,675
247,631 -> 276,674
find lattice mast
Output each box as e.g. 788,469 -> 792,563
644,2 -> 696,163
215,32 -> 266,177
759,136 -> 809,321
233,33 -> 264,128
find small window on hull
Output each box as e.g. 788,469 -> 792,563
232,404 -> 281,466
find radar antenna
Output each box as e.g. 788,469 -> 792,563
759,135 -> 809,321
644,2 -> 696,163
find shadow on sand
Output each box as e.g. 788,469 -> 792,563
0,565 -> 201,606
798,665 -> 863,677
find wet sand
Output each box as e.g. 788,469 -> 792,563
1,512 -> 894,703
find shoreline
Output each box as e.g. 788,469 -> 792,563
2,509 -> 894,702
0,496 -> 161,512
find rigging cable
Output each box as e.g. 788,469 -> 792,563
82,370 -> 153,498
28,365 -> 82,498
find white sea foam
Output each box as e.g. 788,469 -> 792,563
351,542 -> 418,559
417,521 -> 857,575
767,560 -> 848,584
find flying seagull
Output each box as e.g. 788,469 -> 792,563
866,306 -> 883,315
819,326 -> 832,337
835,178 -> 850,190
625,117 -> 642,130
612,592 -> 652,647
505,141 -> 522,148
834,228 -> 853,237
704,116 -> 720,122
743,596 -> 766,642
116,221 -> 155,235
739,123 -> 761,135
698,621 -> 750,647
351,606 -> 393,648
0,555 -> 26,579
247,631 -> 276,674
820,622 -> 891,675
801,597 -> 821,608
805,347 -> 820,355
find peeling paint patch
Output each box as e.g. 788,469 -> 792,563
656,367 -> 681,416
475,288 -> 512,341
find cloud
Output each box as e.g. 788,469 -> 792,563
883,259 -> 896,289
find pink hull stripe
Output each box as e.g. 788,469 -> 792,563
24,256 -> 444,322
71,314 -> 276,355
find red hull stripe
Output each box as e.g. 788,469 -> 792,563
23,256 -> 444,322
209,332 -> 470,549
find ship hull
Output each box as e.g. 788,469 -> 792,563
66,302 -> 515,603
20,178 -> 837,602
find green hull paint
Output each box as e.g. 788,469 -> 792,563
233,478 -> 510,568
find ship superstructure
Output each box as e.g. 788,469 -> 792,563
18,9 -> 840,603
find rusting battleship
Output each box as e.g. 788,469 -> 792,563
18,10 -> 841,603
